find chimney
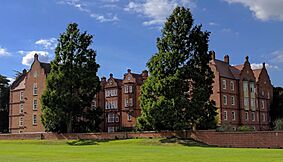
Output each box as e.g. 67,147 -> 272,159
101,76 -> 106,82
209,51 -> 215,60
224,55 -> 229,64
34,53 -> 39,61
245,56 -> 249,62
110,73 -> 113,78
22,69 -> 27,74
263,62 -> 266,68
127,69 -> 131,73
141,70 -> 148,80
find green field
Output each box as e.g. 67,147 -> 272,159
0,138 -> 282,162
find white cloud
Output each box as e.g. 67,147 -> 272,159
251,63 -> 279,70
271,50 -> 283,63
35,38 -> 57,50
208,22 -> 219,26
224,0 -> 283,21
124,0 -> 195,26
0,47 -> 11,57
22,51 -> 50,66
58,0 -> 119,22
7,78 -> 15,84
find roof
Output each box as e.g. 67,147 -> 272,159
233,64 -> 244,71
253,69 -> 262,82
10,72 -> 26,89
40,62 -> 51,74
212,59 -> 239,79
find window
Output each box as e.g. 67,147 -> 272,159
124,85 -> 129,93
261,90 -> 265,96
243,81 -> 249,97
19,104 -> 24,114
223,95 -> 227,105
222,80 -> 227,90
125,99 -> 129,107
262,114 -> 266,122
129,86 -> 133,93
129,98 -> 133,107
251,98 -> 256,111
115,114 -> 119,122
127,76 -> 131,81
245,112 -> 249,121
244,98 -> 249,110
33,99 -> 37,110
261,100 -> 265,109
230,81 -> 235,91
267,92 -> 270,99
231,96 -> 235,105
33,71 -> 38,78
232,111 -> 236,121
105,90 -> 110,97
19,117 -> 23,126
128,114 -> 132,121
91,100 -> 96,109
33,115 -> 37,125
223,111 -> 228,120
108,127 -> 115,133
107,113 -> 115,123
33,83 -> 38,96
20,91 -> 24,101
252,112 -> 255,121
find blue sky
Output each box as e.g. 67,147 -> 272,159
0,0 -> 282,86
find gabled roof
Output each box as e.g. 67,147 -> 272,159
253,69 -> 262,82
10,71 -> 26,89
212,59 -> 239,79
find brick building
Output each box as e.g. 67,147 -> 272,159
9,53 -> 272,133
209,51 -> 273,130
9,54 -> 50,133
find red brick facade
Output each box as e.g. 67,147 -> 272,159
9,53 -> 272,133
209,52 -> 273,130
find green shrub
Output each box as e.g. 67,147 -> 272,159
273,118 -> 283,130
216,123 -> 234,132
237,125 -> 255,132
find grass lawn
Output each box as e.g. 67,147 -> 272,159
0,138 -> 282,162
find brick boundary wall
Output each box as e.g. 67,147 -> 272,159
0,131 -> 283,148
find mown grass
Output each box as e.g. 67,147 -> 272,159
0,138 -> 282,162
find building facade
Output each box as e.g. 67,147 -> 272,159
209,51 -> 273,130
9,54 -> 50,133
9,53 -> 272,133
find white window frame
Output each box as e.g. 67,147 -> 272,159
245,112 -> 249,121
129,86 -> 133,93
222,80 -> 227,90
129,98 -> 133,107
107,113 -> 115,123
19,117 -> 23,126
223,95 -> 227,105
261,100 -> 265,109
232,111 -> 236,121
20,91 -> 24,101
127,114 -> 132,121
231,96 -> 235,106
115,114 -> 119,122
230,81 -> 234,91
33,99 -> 38,110
33,83 -> 38,96
19,104 -> 24,114
125,98 -> 129,107
262,113 -> 266,122
124,85 -> 129,93
33,114 -> 37,125
223,111 -> 228,121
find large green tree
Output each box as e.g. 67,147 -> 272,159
41,23 -> 101,133
270,87 -> 283,122
137,7 -> 216,131
0,74 -> 10,133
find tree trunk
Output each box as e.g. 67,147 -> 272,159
67,114 -> 72,133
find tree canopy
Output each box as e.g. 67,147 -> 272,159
0,74 -> 10,132
270,87 -> 283,122
41,23 -> 101,133
137,6 -> 216,131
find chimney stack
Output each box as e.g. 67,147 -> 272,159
224,55 -> 229,64
209,51 -> 215,60
34,53 -> 39,61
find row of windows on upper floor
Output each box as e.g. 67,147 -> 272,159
19,99 -> 39,114
104,98 -> 134,110
222,79 -> 270,99
105,85 -> 134,98
19,83 -> 38,101
223,111 -> 266,122
223,95 -> 266,110
107,113 -> 132,123
18,114 -> 37,127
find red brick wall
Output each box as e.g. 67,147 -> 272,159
1,131 -> 283,148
